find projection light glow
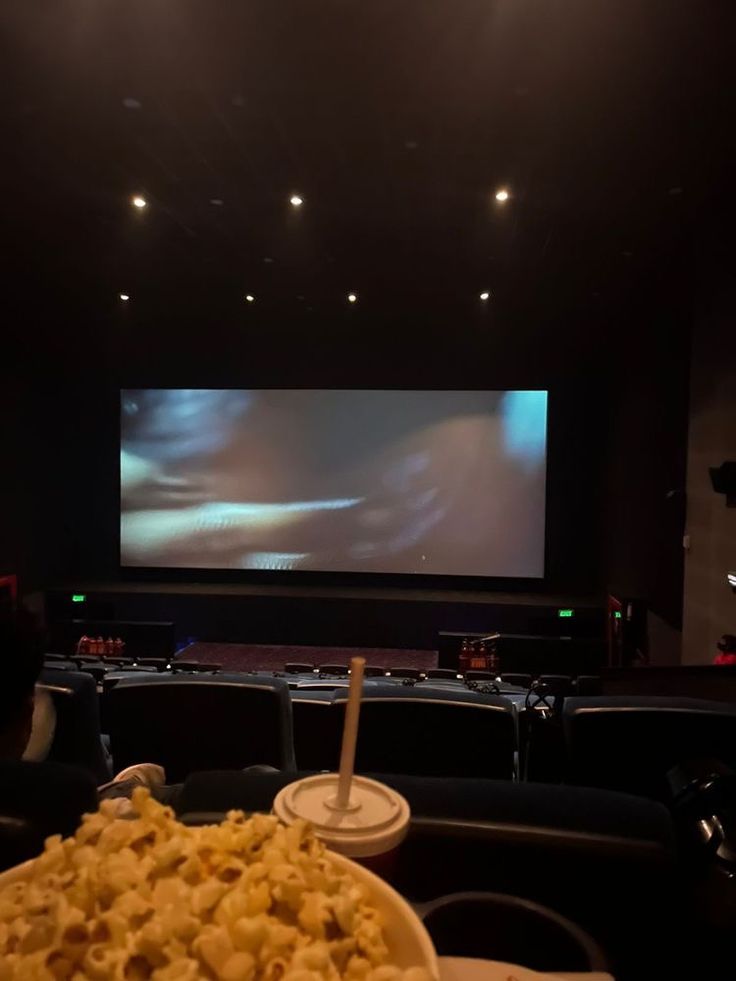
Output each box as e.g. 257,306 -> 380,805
120,389 -> 548,576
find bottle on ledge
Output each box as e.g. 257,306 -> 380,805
459,637 -> 472,675
474,639 -> 488,671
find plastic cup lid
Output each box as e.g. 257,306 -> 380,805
273,774 -> 410,858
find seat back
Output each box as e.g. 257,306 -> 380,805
172,661 -> 220,673
539,674 -> 574,695
564,696 -> 736,798
333,686 -> 517,779
0,761 -> 98,871
291,691 -> 341,770
317,663 -> 349,675
426,668 -> 460,680
387,667 -> 422,679
106,674 -> 296,781
73,660 -> 110,684
501,673 -> 533,689
43,658 -> 77,671
285,662 -> 315,674
38,669 -> 111,782
172,769 -> 676,975
574,675 -> 601,696
136,657 -> 170,671
102,666 -> 158,693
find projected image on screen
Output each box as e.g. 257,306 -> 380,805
120,389 -> 547,576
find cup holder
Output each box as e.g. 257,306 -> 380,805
420,891 -> 609,973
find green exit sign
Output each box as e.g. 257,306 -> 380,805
558,608 -> 574,618
614,610 -> 622,619
71,594 -> 86,603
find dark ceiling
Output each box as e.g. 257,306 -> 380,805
3,0 -> 733,372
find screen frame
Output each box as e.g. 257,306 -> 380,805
118,387 -> 550,590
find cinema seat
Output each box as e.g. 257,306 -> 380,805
574,675 -> 601,696
334,686 -> 517,779
387,667 -> 422,679
171,661 -> 221,673
172,769 -> 677,974
284,662 -> 315,674
363,665 -> 387,677
501,673 -> 533,689
291,690 -> 341,770
426,668 -> 460,680
73,660 -> 111,684
38,669 -> 112,783
0,761 -> 98,871
43,658 -> 77,672
539,674 -> 574,695
101,666 -> 158,692
136,657 -> 170,671
564,696 -> 736,799
106,674 -> 296,781
317,663 -> 349,675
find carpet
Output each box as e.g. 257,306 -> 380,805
178,642 -> 437,674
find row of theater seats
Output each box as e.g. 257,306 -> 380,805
44,653 -> 602,693
21,666 -> 736,977
43,652 -> 220,681
1,754 -> 692,977
289,664 -> 602,694
36,664 -> 736,800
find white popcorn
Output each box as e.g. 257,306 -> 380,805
0,789 -> 432,980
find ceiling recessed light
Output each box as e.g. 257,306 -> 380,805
289,194 -> 304,207
210,198 -> 224,206
119,293 -> 130,301
132,195 -> 147,209
479,291 -> 491,301
122,97 -> 142,110
347,293 -> 357,303
494,189 -> 510,202
245,294 -> 255,303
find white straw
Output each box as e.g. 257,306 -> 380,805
336,656 -> 365,809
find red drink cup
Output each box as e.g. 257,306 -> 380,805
273,773 -> 410,879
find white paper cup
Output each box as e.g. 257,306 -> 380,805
273,773 -> 410,873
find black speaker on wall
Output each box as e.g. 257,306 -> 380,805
709,461 -> 736,507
